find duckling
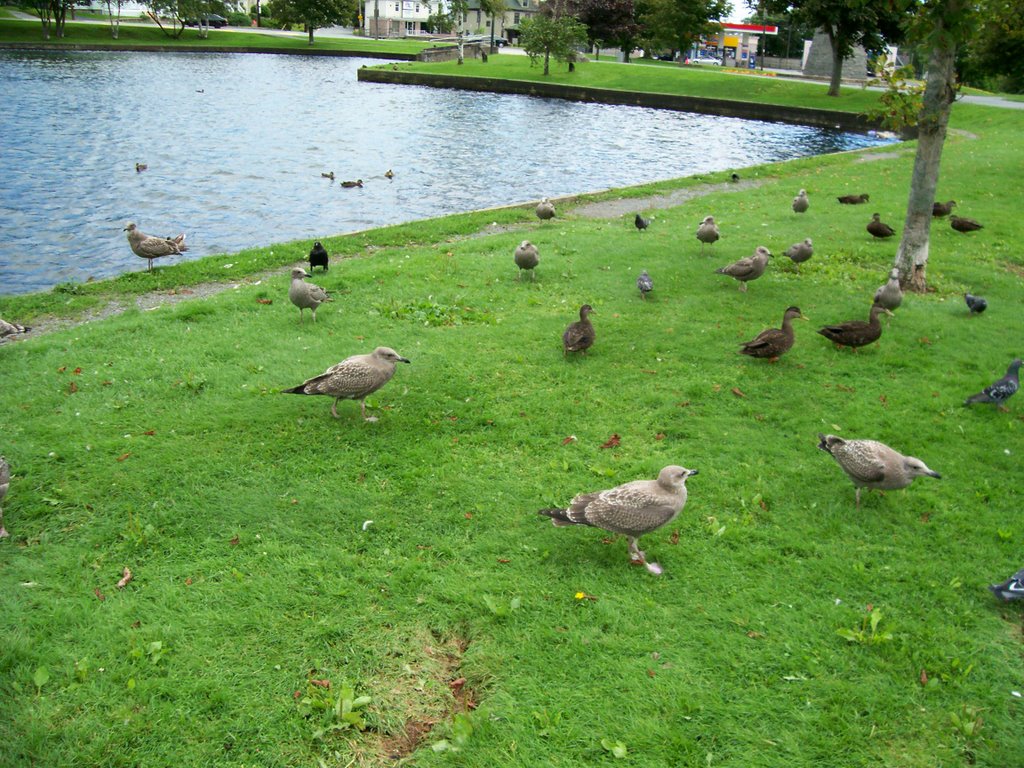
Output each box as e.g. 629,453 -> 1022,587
739,306 -> 805,362
384,169 -> 394,179
135,162 -> 148,173
817,302 -> 893,349
563,304 -> 595,356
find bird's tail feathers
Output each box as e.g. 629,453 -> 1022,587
281,384 -> 309,395
538,508 -> 578,527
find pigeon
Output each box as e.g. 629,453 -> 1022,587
135,162 -> 148,173
538,465 -> 699,573
817,303 -> 892,349
288,267 -> 331,323
321,171 -> 335,180
950,215 -> 983,233
817,434 -> 941,508
536,197 -> 556,221
837,193 -> 869,204
0,455 -> 9,538
989,567 -> 1024,601
783,238 -> 813,269
384,169 -> 394,179
715,246 -> 772,292
695,215 -> 720,255
964,359 -> 1021,410
282,346 -> 410,421
867,213 -> 896,239
0,318 -> 31,339
308,241 -> 329,273
634,213 -> 651,232
873,267 -> 903,311
124,222 -> 188,272
792,188 -> 809,213
932,200 -> 956,217
563,304 -> 595,356
964,293 -> 987,315
514,240 -> 539,280
739,305 -> 805,361
636,269 -> 653,299
341,179 -> 363,188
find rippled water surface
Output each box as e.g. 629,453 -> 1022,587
0,51 -> 893,295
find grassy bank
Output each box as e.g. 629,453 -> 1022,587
1,64 -> 1023,768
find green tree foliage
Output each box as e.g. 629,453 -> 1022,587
958,0 -> 1024,92
144,0 -> 200,38
638,0 -> 730,60
264,0 -> 356,44
520,12 -> 589,74
478,0 -> 507,46
570,0 -> 640,61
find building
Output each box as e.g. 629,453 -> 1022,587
362,0 -> 432,37
461,0 -> 541,43
697,22 -> 778,67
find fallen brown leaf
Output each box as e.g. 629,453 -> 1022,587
449,677 -> 466,693
646,668 -> 656,678
102,380 -> 113,386
731,387 -> 745,398
256,298 -> 273,305
68,381 -> 78,394
746,631 -> 764,639
57,365 -> 67,373
116,452 -> 131,462
879,394 -> 888,406
73,367 -> 82,375
94,588 -> 106,601
919,669 -> 929,686
464,512 -> 473,519
143,429 -> 156,436
641,369 -> 657,375
561,435 -> 577,446
654,433 -> 666,441
600,434 -> 621,449
229,535 -> 240,546
116,567 -> 133,589
669,530 -> 680,545
310,679 -> 330,689
497,558 -> 510,564
185,577 -> 193,586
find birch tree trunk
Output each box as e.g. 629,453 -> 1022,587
894,3 -> 961,293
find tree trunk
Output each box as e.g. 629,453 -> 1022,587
826,27 -> 843,96
894,13 -> 959,293
543,48 -> 550,75
307,25 -> 314,45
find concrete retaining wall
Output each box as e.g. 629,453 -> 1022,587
0,42 -> 417,60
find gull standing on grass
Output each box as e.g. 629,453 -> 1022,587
817,434 -> 940,508
124,222 -> 187,272
282,347 -> 410,421
288,267 -> 331,323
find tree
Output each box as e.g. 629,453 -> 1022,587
478,0 -> 507,47
639,0 -> 730,60
520,13 -> 589,74
571,0 -> 640,61
894,0 -> 976,292
145,0 -> 191,39
958,0 -> 1024,93
104,0 -> 126,39
427,0 -> 471,63
264,0 -> 355,44
33,0 -> 72,39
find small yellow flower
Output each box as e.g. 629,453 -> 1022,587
574,591 -> 586,600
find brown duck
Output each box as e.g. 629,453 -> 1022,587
837,193 -> 869,204
817,303 -> 893,349
950,215 -> 983,233
932,200 -> 956,217
866,213 -> 896,239
563,304 -> 595,356
739,306 -> 805,361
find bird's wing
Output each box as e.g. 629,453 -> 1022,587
743,329 -> 781,349
985,377 -> 1018,400
723,258 -> 754,278
308,285 -> 330,302
836,445 -> 887,484
579,485 -> 679,534
135,235 -> 181,258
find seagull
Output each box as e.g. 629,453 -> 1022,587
715,246 -> 771,292
964,358 -> 1021,410
932,200 -> 956,217
0,455 -> 9,538
538,466 -> 699,573
792,188 -> 809,213
308,241 -> 329,273
282,346 -> 410,421
0,317 -> 31,339
964,293 -> 987,315
288,267 -> 331,323
514,240 -> 539,280
124,222 -> 187,272
989,567 -> 1024,601
817,434 -> 940,508
634,213 -> 651,232
536,197 -> 556,221
873,267 -> 903,311
950,215 -> 983,233
867,213 -> 896,239
636,269 -> 653,299
784,238 -> 813,269
696,215 -> 720,255
563,304 -> 595,356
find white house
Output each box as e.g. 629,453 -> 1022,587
362,0 -> 433,37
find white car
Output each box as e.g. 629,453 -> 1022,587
689,56 -> 723,66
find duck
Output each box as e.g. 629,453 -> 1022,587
340,179 -> 363,188
321,171 -> 335,180
739,306 -> 805,361
514,240 -> 539,280
792,188 -> 809,213
783,238 -> 813,269
384,169 -> 394,179
837,193 -> 869,204
950,214 -> 983,233
135,162 -> 148,173
867,213 -> 896,239
714,246 -> 771,292
817,302 -> 893,349
695,215 -> 720,255
932,200 -> 956,217
873,267 -> 903,311
536,197 -> 556,220
563,304 -> 595,356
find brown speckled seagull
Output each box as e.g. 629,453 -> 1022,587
282,346 -> 410,421
538,465 -> 699,574
817,434 -> 940,508
0,318 -> 31,340
124,222 -> 187,272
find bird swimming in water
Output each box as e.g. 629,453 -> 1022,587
964,359 -> 1021,410
636,269 -> 653,299
282,347 -> 410,421
124,222 -> 188,272
321,171 -> 335,180
964,292 -> 987,315
817,434 -> 940,508
384,169 -> 394,179
867,213 -> 896,239
308,241 -> 329,273
135,162 -> 148,173
341,179 -> 363,188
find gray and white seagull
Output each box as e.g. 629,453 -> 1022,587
124,222 -> 188,272
282,346 -> 410,421
817,434 -> 940,508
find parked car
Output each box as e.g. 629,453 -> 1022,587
185,13 -> 229,28
492,37 -> 508,47
688,55 -> 723,66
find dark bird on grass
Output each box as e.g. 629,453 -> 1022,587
739,305 -> 805,361
536,197 -> 556,221
384,169 -> 394,179
873,267 -> 903,312
867,213 -> 896,239
282,346 -> 410,421
792,188 -> 809,213
837,193 -> 869,204
965,292 -> 987,315
634,212 -> 651,231
308,241 -> 329,273
715,246 -> 771,292
341,179 -> 363,188
817,303 -> 892,349
951,214 -> 983,233
0,317 -> 31,339
696,215 -> 720,255
730,172 -> 740,183
817,433 -> 940,509
784,238 -> 814,269
538,465 -> 699,574
124,222 -> 187,272
0,455 -> 10,538
932,200 -> 956,217
514,240 -> 539,280
321,171 -> 335,180
563,304 -> 595,356
288,267 -> 331,323
135,162 -> 148,173
989,567 -> 1024,601
964,358 -> 1021,410
636,269 -> 653,299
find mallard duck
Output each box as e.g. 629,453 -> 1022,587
308,241 -> 329,272
932,200 -> 956,217
514,240 -> 539,280
536,197 -> 556,220
817,434 -> 940,508
340,179 -> 363,188
124,222 -> 188,272
739,306 -> 805,361
321,171 -> 335,180
636,269 -> 653,299
951,215 -> 983,233
288,267 -> 331,323
784,238 -> 813,269
696,215 -> 719,255
282,347 -> 410,421
792,188 -> 809,213
867,213 -> 896,239
715,246 -> 771,292
563,304 -> 595,356
837,193 -> 869,204
384,169 -> 394,179
135,162 -> 148,173
873,267 -> 902,311
817,302 -> 893,349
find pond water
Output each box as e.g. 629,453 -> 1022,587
0,51 -> 894,295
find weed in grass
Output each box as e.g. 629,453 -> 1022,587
431,711 -> 474,753
601,737 -> 628,758
837,609 -> 894,645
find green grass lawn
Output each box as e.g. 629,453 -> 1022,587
1,73 -> 1023,767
